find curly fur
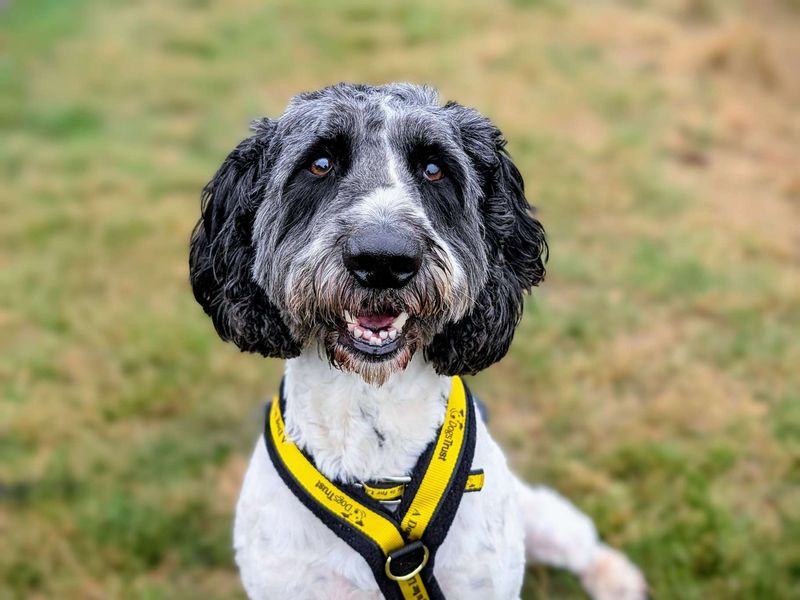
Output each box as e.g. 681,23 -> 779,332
189,125 -> 302,358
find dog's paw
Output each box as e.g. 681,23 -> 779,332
580,544 -> 647,600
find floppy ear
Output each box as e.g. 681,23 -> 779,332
426,118 -> 547,375
189,119 -> 302,358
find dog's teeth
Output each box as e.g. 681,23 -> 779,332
379,330 -> 388,340
391,312 -> 409,331
388,329 -> 397,340
344,310 -> 355,324
353,326 -> 363,338
369,336 -> 381,346
347,323 -> 356,332
362,329 -> 373,340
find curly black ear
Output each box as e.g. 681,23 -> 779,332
426,120 -> 547,375
189,120 -> 301,358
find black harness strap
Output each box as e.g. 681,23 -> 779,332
263,377 -> 479,600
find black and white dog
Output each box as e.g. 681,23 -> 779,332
190,83 -> 646,599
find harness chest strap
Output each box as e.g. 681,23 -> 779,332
359,470 -> 484,503
264,376 -> 479,600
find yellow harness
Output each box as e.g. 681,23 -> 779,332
359,470 -> 484,504
264,376 -> 481,600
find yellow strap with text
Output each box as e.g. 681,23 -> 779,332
362,482 -> 406,501
268,376 -> 470,600
269,399 -> 406,554
395,376 -> 468,598
399,376 -> 467,540
362,470 -> 484,502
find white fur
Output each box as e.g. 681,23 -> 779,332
234,350 -> 647,599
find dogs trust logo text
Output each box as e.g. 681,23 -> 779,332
314,480 -> 367,526
315,480 -> 354,513
437,408 -> 464,462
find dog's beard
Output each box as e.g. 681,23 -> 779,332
323,318 -> 430,386
301,300 -> 443,387
281,256 -> 465,385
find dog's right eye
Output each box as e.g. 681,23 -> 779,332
422,162 -> 444,182
309,157 -> 333,177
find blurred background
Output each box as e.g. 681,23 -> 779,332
2,0 -> 799,598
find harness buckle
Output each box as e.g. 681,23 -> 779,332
384,540 -> 429,582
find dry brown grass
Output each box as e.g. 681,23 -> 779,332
2,0 -> 799,598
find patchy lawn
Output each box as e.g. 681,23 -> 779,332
1,0 -> 799,598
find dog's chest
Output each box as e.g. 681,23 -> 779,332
234,419 -> 526,600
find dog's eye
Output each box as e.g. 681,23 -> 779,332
309,157 -> 333,177
423,162 -> 443,182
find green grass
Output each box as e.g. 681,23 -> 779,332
2,0 -> 800,598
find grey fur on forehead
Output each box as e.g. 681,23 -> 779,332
287,82 -> 440,111
268,82 -> 448,139
258,82 -> 487,203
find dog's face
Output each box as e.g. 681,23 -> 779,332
190,83 -> 546,385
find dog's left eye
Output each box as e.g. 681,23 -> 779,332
423,162 -> 444,182
309,157 -> 333,177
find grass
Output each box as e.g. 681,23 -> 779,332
2,0 -> 799,598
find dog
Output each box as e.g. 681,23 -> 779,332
189,83 -> 647,600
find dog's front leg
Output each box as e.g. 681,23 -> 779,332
515,480 -> 647,600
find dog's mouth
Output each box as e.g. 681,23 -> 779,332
339,310 -> 410,359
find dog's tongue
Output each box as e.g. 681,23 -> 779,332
357,314 -> 395,330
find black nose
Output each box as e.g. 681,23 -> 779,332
343,228 -> 423,289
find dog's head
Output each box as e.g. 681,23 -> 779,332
190,83 -> 546,385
